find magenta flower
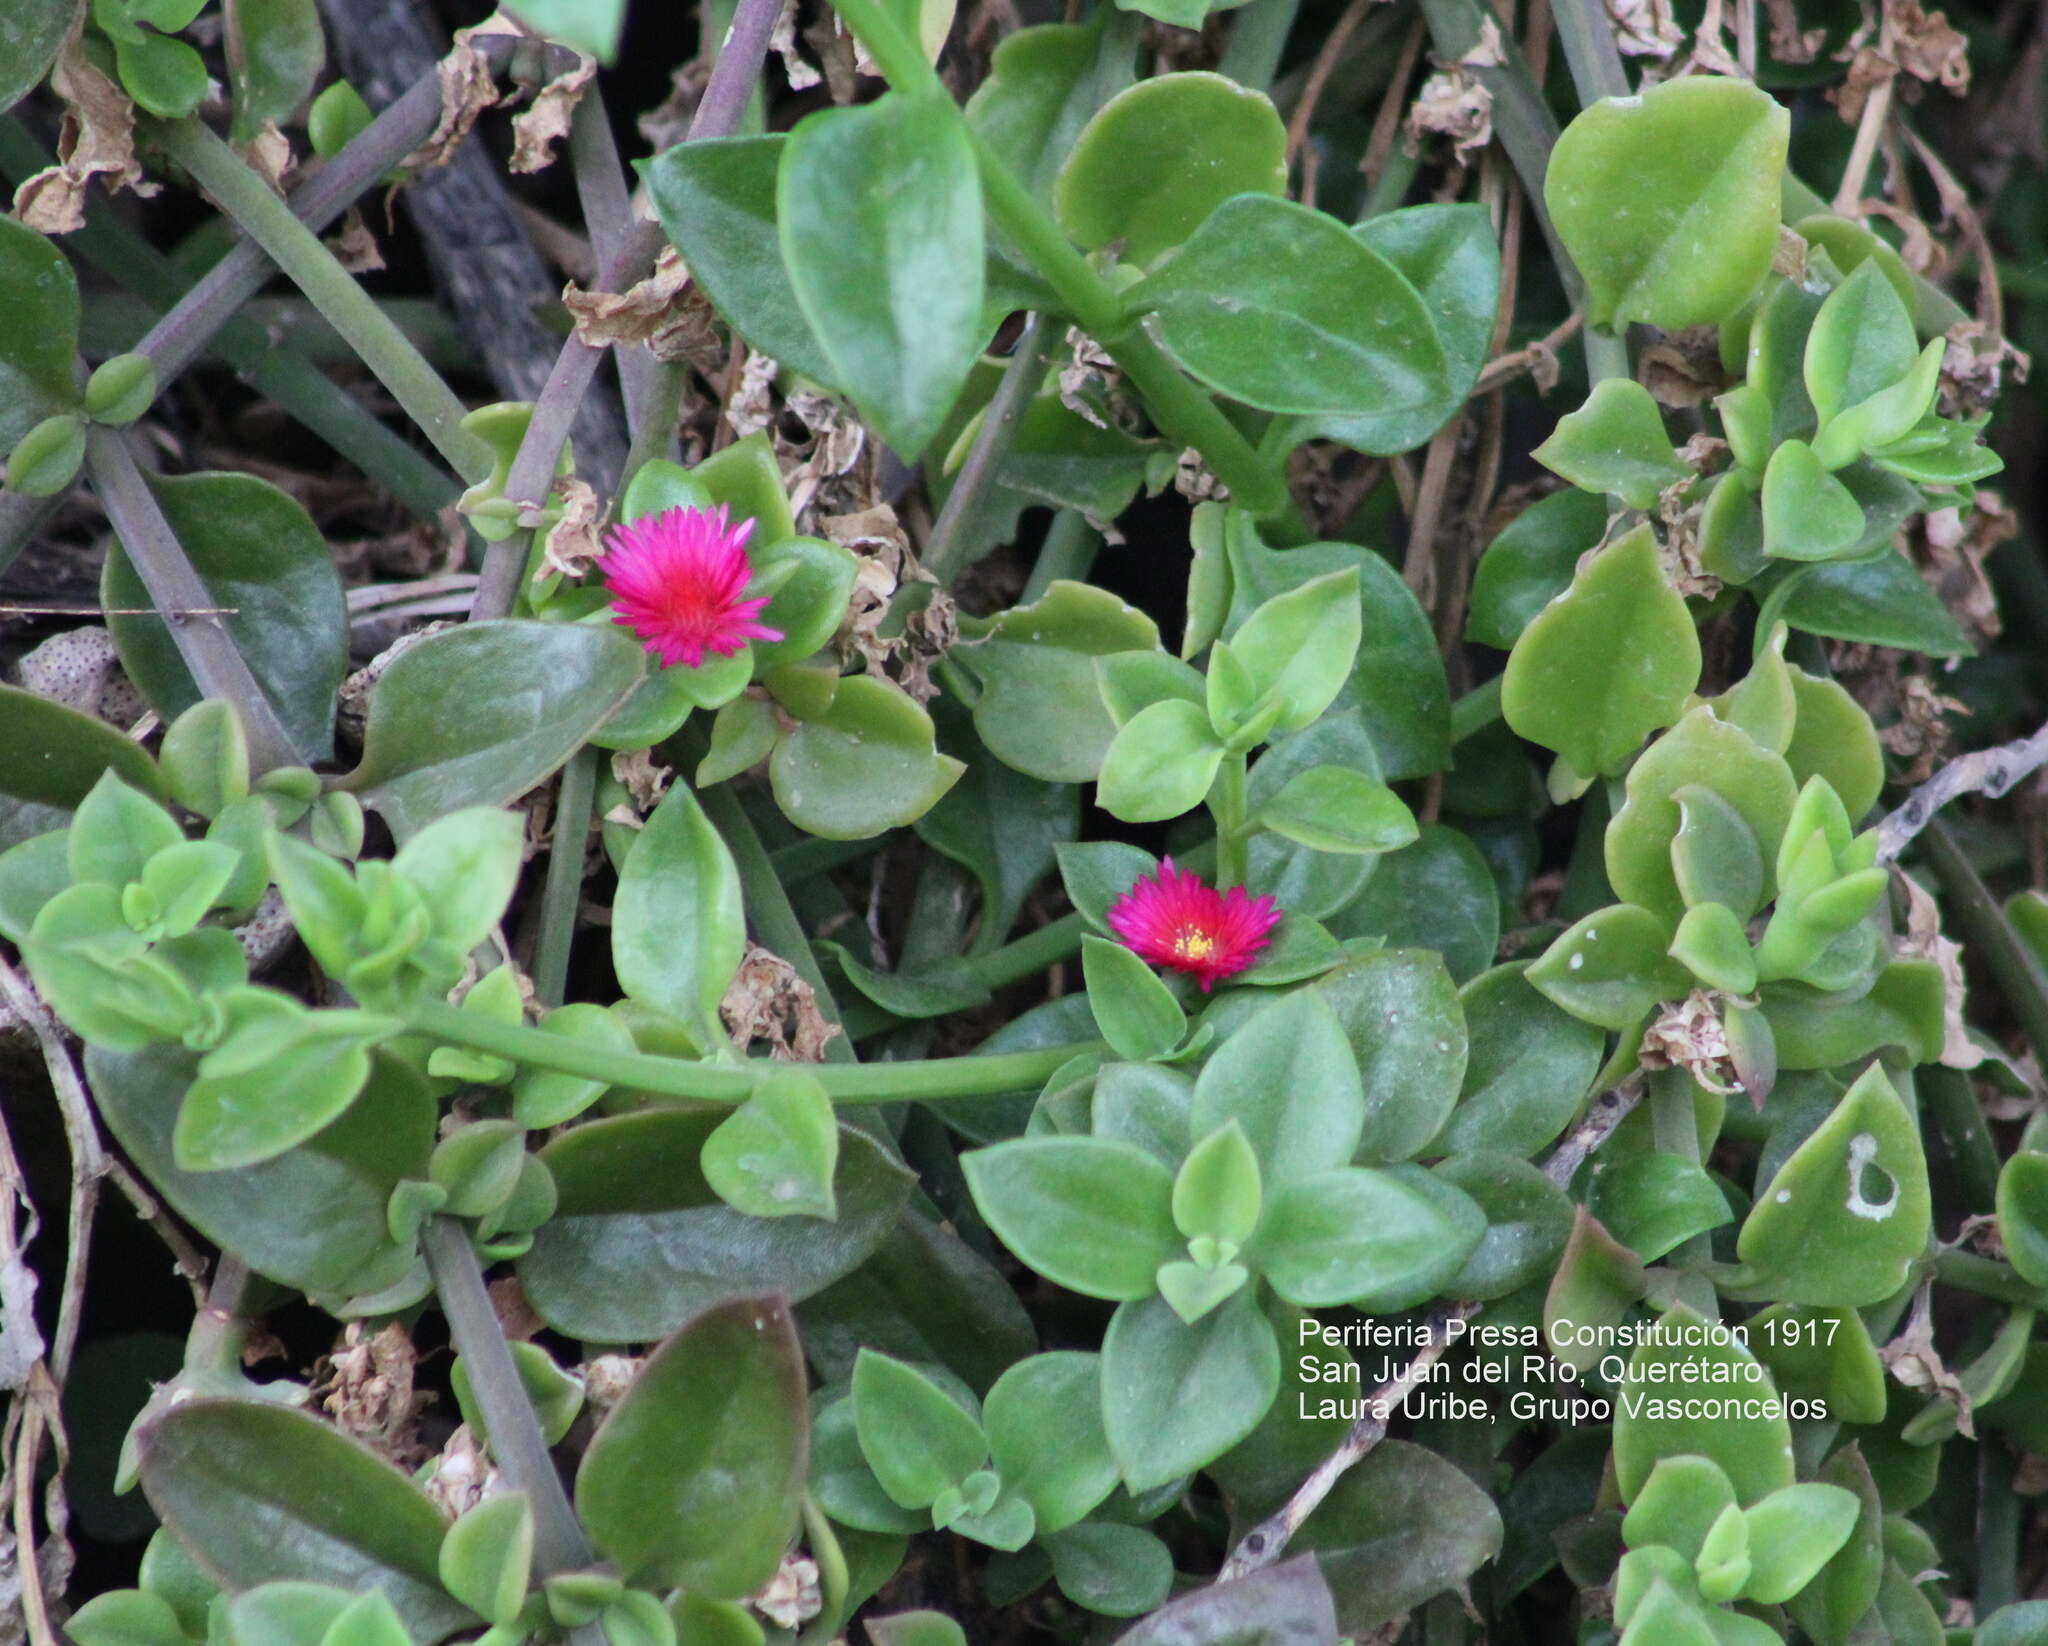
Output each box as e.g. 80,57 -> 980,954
1106,858 -> 1282,992
599,504 -> 784,669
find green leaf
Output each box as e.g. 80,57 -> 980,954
1058,840 -> 1159,930
770,674 -> 966,839
958,581 -> 1160,782
1741,1483 -> 1860,1603
0,216 -> 81,454
6,411 -> 84,495
1223,518 -> 1450,780
1760,439 -> 1865,562
66,1590 -> 190,1646
1194,989 -> 1364,1186
1605,705 -> 1798,923
1736,1061 -> 1931,1306
0,0 -> 74,119
1432,1151 -> 1573,1299
102,471 -> 347,762
68,769 -> 182,888
1129,198 -> 1449,419
614,781 -> 744,1044
1054,72 -> 1286,268
0,830 -> 69,945
1611,1302 -> 1795,1505
914,727 -> 1077,943
1746,1306 -> 1886,1426
640,137 -> 837,389
1096,699 -> 1224,823
438,1493 -> 534,1626
1045,1522 -> 1174,1617
227,0 -> 325,141
984,1352 -> 1118,1534
1116,1555 -> 1339,1646
521,1109 -> 914,1341
1783,666 -> 1884,822
1802,260 -> 1919,430
852,1349 -> 986,1509
1298,1440 -> 1504,1633
867,1614 -> 967,1646
1527,904 -> 1687,1031
1174,1120 -> 1262,1245
1081,933 -> 1187,1059
1670,782 -> 1766,917
964,16 -> 1111,203
1669,902 -> 1757,995
702,1071 -> 839,1220
494,0 -> 625,60
1101,1289 -> 1280,1490
138,1401 -> 468,1640
779,92 -> 983,458
962,1135 -> 1178,1300
1502,526 -> 1700,777
1434,963 -> 1600,1158
343,621 -> 645,840
1622,1454 -> 1736,1563
1467,488 -> 1610,650
1534,379 -> 1689,509
1588,1149 -> 1733,1262
576,1295 -> 808,1597
89,1043 -> 428,1294
1252,1166 -> 1481,1308
1997,1151 -> 2048,1287
1227,568 -> 1364,734
1258,766 -> 1416,856
1301,203 -> 1502,457
1546,76 -> 1788,329
1764,552 -> 1975,658
175,999 -> 396,1171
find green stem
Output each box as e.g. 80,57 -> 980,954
531,747 -> 598,1009
827,0 -> 1300,527
1978,1435 -> 2020,1617
1358,142 -> 1420,221
182,1255 -> 257,1379
148,117 -> 488,481
1919,820 -> 2048,1073
1548,0 -> 1630,102
925,315 -> 1058,584
1934,1249 -> 2048,1309
421,1217 -> 603,1641
1211,755 -> 1251,889
405,997 -> 1096,1103
614,357 -> 689,502
1217,0 -> 1303,91
83,428 -> 303,774
1022,510 -> 1100,603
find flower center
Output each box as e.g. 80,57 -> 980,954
1172,928 -> 1217,961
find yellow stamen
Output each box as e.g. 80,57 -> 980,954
1173,928 -> 1217,961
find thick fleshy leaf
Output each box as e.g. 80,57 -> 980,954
1116,1556 -> 1338,1646
1434,1152 -> 1573,1300
770,675 -> 966,838
1527,904 -> 1686,1030
702,1071 -> 839,1220
1534,379 -> 1688,510
1096,698 -> 1225,823
1327,824 -> 1499,983
964,16 -> 1112,203
89,1043 -> 428,1295
1194,989 -> 1364,1185
0,686 -> 165,837
520,1109 -> 915,1342
1760,439 -> 1865,561
640,136 -> 837,388
138,1401 -> 468,1641
1129,197 -> 1449,419
614,782 -> 744,1044
963,1135 -> 1178,1299
958,581 -> 1159,782
1467,489 -> 1610,651
577,1296 -> 808,1597
1434,963 -> 1602,1158
1054,72 -> 1286,268
1101,1289 -> 1280,1490
1764,552 -> 1975,658
227,0 -> 325,140
984,1353 -> 1118,1534
104,472 -> 348,762
1298,1440 -> 1504,1633
779,92 -> 984,457
1736,1061 -> 1931,1306
0,215 -> 80,453
344,622 -> 645,839
1251,1166 -> 1482,1308
1610,1303 -> 1795,1505
1546,76 -> 1789,329
1803,261 -> 1919,430
1502,526 -> 1700,778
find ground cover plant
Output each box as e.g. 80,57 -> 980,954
3,0 -> 2048,1640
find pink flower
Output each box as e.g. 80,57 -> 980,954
600,504 -> 783,669
1106,858 -> 1281,992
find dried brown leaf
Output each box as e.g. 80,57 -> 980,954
13,32 -> 149,235
325,207 -> 386,273
403,24 -> 500,173
721,942 -> 841,1062
510,48 -> 596,174
536,475 -> 603,582
563,245 -> 721,364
